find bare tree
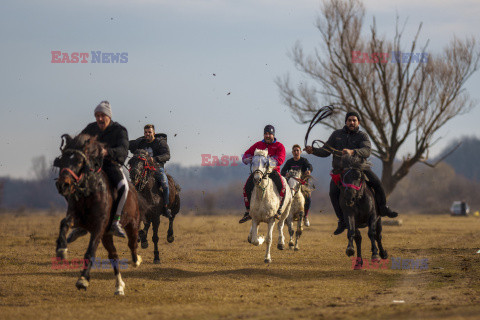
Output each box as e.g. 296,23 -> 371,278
277,0 -> 480,196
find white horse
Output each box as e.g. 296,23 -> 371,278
247,149 -> 292,263
285,169 -> 306,251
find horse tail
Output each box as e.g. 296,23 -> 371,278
175,182 -> 181,192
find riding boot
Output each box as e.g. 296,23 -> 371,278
381,206 -> 399,218
239,212 -> 252,223
274,194 -> 286,219
67,227 -> 88,243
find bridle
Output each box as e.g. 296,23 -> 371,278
129,155 -> 156,191
250,155 -> 270,181
341,169 -> 364,191
59,149 -> 89,183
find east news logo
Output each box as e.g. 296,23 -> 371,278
51,51 -> 128,63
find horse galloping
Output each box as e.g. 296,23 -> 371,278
247,149 -> 292,263
55,134 -> 143,295
337,154 -> 388,270
285,169 -> 313,251
128,149 -> 181,264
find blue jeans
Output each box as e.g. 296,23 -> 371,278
154,168 -> 169,206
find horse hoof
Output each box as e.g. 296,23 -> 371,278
153,259 -> 160,264
354,263 -> 363,270
371,256 -> 380,262
134,255 -> 142,268
264,258 -> 271,263
76,277 -> 89,290
294,247 -> 300,251
167,236 -> 174,243
380,250 -> 388,259
277,244 -> 285,250
346,247 -> 355,257
56,248 -> 68,260
114,289 -> 125,296
141,241 -> 148,249
288,242 -> 294,249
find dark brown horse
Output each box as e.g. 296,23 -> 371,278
55,134 -> 143,295
128,149 -> 180,264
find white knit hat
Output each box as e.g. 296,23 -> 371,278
94,100 -> 112,118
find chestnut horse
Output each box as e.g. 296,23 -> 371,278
55,134 -> 143,295
128,149 -> 181,264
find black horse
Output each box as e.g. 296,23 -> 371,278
128,149 -> 181,264
337,154 -> 388,270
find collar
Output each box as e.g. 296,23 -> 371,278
262,138 -> 277,145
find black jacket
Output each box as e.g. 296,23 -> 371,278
312,126 -> 371,171
129,134 -> 170,168
81,121 -> 129,165
281,157 -> 313,176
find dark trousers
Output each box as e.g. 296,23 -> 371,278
244,170 -> 284,209
304,194 -> 311,216
329,168 -> 387,223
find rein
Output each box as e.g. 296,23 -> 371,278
341,169 -> 363,191
129,155 -> 157,191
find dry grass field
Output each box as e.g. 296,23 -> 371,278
1,211 -> 480,320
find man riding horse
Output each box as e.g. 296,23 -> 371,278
304,111 -> 398,235
281,144 -> 313,227
68,101 -> 130,241
239,124 -> 287,223
128,124 -> 172,218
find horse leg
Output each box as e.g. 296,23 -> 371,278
287,215 -> 294,249
76,232 -> 101,290
294,212 -> 303,251
265,219 -> 275,263
125,221 -> 142,268
138,215 -> 151,249
56,215 -> 73,259
369,216 -> 380,261
345,215 -> 355,257
248,219 -> 263,246
277,217 -> 285,251
151,212 -> 160,264
353,229 -> 363,270
167,217 -> 174,243
375,218 -> 388,259
101,234 -> 125,295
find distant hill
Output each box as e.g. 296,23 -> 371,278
437,136 -> 480,181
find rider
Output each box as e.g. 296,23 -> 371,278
281,144 -> 313,227
304,111 -> 398,235
68,101 -> 130,242
239,125 -> 286,223
129,124 -> 172,218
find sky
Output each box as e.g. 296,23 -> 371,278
1,0 -> 479,179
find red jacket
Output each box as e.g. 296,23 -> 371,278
242,139 -> 286,173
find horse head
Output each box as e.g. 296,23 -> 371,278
286,169 -> 302,194
128,149 -> 155,191
250,149 -> 275,185
55,134 -> 104,197
340,154 -> 370,207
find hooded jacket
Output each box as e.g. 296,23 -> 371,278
129,133 -> 170,168
312,126 -> 371,171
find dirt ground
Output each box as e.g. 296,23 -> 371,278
0,211 -> 480,320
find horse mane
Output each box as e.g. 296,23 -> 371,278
341,154 -> 371,171
254,149 -> 268,157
